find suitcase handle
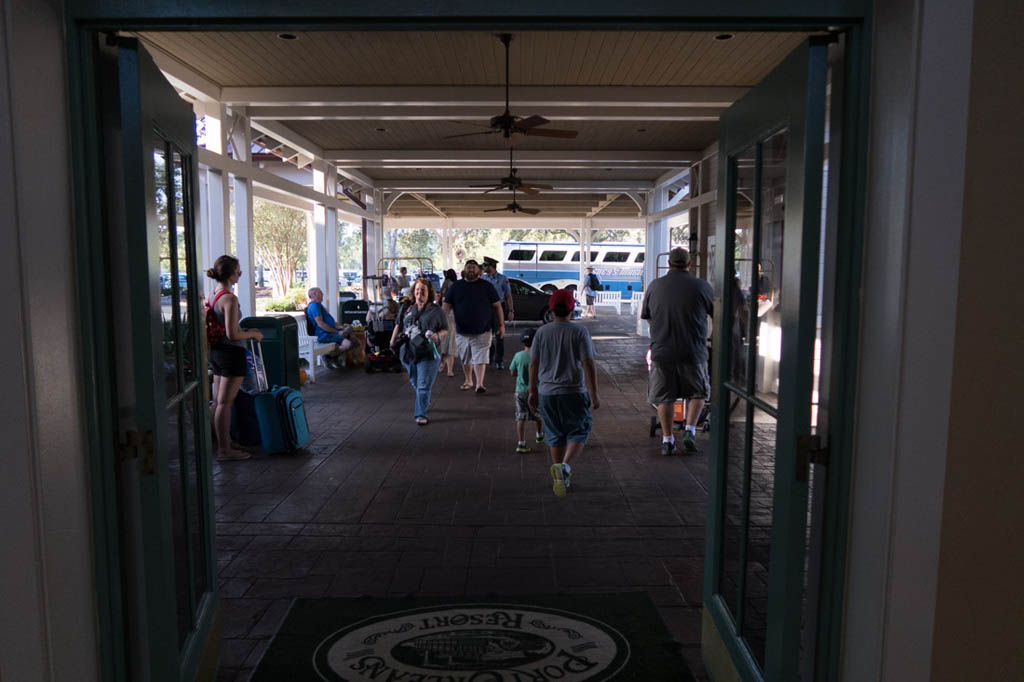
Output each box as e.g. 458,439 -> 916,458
249,339 -> 270,393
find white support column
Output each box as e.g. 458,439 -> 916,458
363,190 -> 385,300
579,217 -> 590,289
305,209 -> 324,303
313,162 -> 338,316
197,102 -> 232,301
231,110 -> 256,317
640,188 -> 670,336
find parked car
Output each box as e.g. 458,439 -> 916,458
160,272 -> 188,295
509,277 -> 581,323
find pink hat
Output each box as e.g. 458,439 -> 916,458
549,288 -> 576,311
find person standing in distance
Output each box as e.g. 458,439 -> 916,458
640,247 -> 713,455
582,266 -> 601,319
481,256 -> 514,369
443,259 -> 504,393
529,289 -> 600,498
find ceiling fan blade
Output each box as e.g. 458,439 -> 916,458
516,115 -> 549,130
468,183 -> 502,188
442,130 -> 500,139
483,207 -> 510,213
446,120 -> 494,129
481,186 -> 507,194
518,207 -> 541,215
519,186 -> 539,195
521,182 -> 553,191
522,127 -> 578,139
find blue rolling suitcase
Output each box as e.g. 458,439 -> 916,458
250,341 -> 311,454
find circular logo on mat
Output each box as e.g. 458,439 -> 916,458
313,603 -> 630,682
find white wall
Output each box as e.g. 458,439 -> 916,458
0,1 -> 99,681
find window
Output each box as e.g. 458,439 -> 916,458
571,251 -> 598,262
603,251 -> 630,263
635,253 -> 645,263
539,250 -> 568,262
510,281 -> 534,296
507,249 -> 535,261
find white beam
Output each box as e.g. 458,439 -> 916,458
587,194 -> 622,218
328,150 -> 698,165
655,166 -> 691,189
249,104 -> 721,122
248,119 -> 324,161
646,190 -> 718,224
139,35 -> 221,103
198,147 -> 370,222
408,193 -> 447,219
221,85 -> 748,108
377,180 -> 654,193
335,165 -> 377,191
384,216 -> 644,231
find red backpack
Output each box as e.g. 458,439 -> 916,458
204,289 -> 232,347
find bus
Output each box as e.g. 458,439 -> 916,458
501,241 -> 645,295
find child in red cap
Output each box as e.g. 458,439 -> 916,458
528,288 -> 600,497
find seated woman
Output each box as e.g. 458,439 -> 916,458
390,277 -> 448,425
207,255 -> 264,461
306,286 -> 358,370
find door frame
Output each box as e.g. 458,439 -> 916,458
62,4 -> 871,681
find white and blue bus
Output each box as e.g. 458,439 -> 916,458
501,241 -> 645,295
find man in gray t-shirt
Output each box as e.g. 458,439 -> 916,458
640,247 -> 714,456
529,289 -> 600,498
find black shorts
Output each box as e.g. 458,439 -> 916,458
210,344 -> 247,377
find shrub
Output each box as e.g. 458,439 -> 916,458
264,298 -> 297,312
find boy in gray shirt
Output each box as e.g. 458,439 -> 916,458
528,289 -> 600,497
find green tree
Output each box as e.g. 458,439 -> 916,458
338,222 -> 363,272
253,199 -> 307,297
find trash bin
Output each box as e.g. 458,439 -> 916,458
240,314 -> 301,390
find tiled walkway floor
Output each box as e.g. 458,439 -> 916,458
214,313 -> 710,681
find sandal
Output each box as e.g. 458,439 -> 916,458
447,371 -> 456,377
460,383 -> 474,390
415,417 -> 429,425
475,386 -> 486,394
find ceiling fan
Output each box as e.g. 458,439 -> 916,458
470,147 -> 553,196
444,34 -> 579,141
483,187 -> 541,215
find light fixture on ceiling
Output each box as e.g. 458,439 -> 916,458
277,33 -> 298,41
375,127 -> 387,132
635,127 -> 648,133
714,33 -> 734,41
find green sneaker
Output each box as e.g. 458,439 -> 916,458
550,464 -> 566,498
515,443 -> 530,454
536,432 -> 545,443
562,463 -> 572,491
681,431 -> 698,453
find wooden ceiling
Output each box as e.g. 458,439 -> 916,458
138,30 -> 815,217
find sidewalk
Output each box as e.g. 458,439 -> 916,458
214,313 -> 710,681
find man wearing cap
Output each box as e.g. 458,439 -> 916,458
481,256 -> 514,369
529,288 -> 600,498
443,259 -> 504,393
640,247 -> 713,455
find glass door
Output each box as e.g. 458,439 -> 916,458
703,39 -> 829,681
101,38 -> 217,681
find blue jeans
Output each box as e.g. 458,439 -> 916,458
402,355 -> 441,420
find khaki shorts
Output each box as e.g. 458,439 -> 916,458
648,359 -> 710,404
456,332 -> 492,365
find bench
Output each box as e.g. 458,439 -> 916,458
594,291 -> 623,314
630,291 -> 644,314
295,316 -> 336,383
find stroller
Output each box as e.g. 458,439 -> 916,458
647,346 -> 712,438
364,317 -> 403,373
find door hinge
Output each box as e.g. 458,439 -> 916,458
796,433 -> 829,482
119,429 -> 155,475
